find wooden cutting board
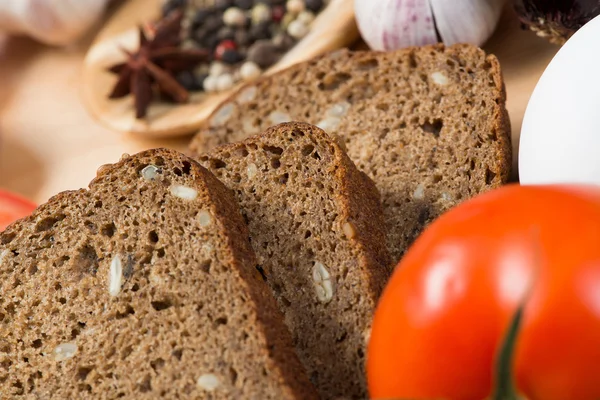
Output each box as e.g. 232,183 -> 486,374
0,3 -> 558,205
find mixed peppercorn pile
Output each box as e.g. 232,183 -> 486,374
164,0 -> 327,92
108,0 -> 327,118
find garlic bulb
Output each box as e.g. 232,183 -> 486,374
354,0 -> 507,51
0,0 -> 110,46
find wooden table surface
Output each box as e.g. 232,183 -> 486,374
0,4 -> 558,204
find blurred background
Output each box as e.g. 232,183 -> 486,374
0,0 -> 557,203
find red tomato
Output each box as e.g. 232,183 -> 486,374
0,190 -> 36,231
367,184 -> 600,400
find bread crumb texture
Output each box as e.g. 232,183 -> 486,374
190,44 -> 512,263
199,122 -> 391,399
0,149 -> 317,399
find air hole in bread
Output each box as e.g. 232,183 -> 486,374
278,173 -> 289,185
75,245 -> 98,276
379,128 -> 390,140
417,208 -> 430,225
83,221 -> 97,233
173,167 -> 183,176
408,53 -> 417,68
281,296 -> 291,307
150,358 -> 165,372
357,58 -> 378,70
271,158 -> 281,169
35,214 -> 65,232
76,366 -> 93,381
336,331 -> 348,343
229,367 -> 238,384
255,265 -> 267,281
200,260 -> 211,273
485,167 -> 496,185
376,102 -> 389,112
301,144 -> 314,156
12,380 -> 24,395
28,265 -> 38,275
139,375 -> 152,392
148,230 -> 159,243
31,339 -> 42,349
97,221 -> 113,238
263,145 -> 284,155
116,305 -> 135,319
71,327 -> 82,339
211,159 -> 227,169
181,161 -> 192,175
214,317 -> 228,327
421,119 -> 443,137
151,300 -> 172,312
236,146 -> 249,157
312,151 -> 321,160
318,72 -> 351,91
172,349 -> 183,360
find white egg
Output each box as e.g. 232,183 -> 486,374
519,15 -> 600,186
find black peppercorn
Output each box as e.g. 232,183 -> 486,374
215,0 -> 235,10
221,49 -> 245,64
203,15 -> 224,34
191,9 -> 212,30
235,0 -> 254,10
247,40 -> 281,68
304,0 -> 324,12
235,29 -> 253,47
176,70 -> 203,91
250,22 -> 272,41
205,35 -> 221,51
217,26 -> 236,41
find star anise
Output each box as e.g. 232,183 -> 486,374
108,10 -> 209,118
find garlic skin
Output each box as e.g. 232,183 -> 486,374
0,0 -> 110,46
430,0 -> 506,47
355,0 -> 506,51
354,0 -> 438,51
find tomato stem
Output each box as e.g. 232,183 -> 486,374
492,304 -> 524,400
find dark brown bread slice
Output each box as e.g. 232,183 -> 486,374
196,122 -> 391,399
0,149 -> 317,399
190,44 -> 512,263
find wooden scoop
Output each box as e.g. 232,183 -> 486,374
82,0 -> 358,138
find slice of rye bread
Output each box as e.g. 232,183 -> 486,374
0,149 -> 318,399
189,44 -> 512,263
196,122 -> 391,399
